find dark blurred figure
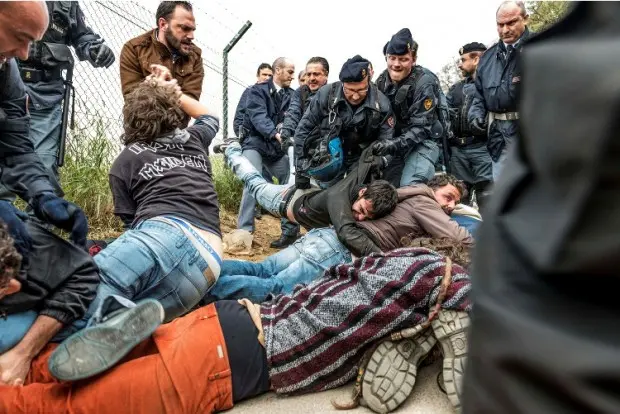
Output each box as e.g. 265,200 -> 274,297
463,2 -> 620,413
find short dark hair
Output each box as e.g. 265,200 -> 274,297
306,56 -> 329,74
122,80 -> 185,145
427,174 -> 467,201
156,1 -> 192,25
256,63 -> 272,76
0,221 -> 21,290
362,180 -> 398,218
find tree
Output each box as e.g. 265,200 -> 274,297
526,1 -> 570,32
437,56 -> 461,93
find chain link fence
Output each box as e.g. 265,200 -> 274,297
66,1 -> 274,163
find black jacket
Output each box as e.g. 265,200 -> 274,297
291,146 -> 384,257
0,221 -> 99,325
241,78 -> 293,161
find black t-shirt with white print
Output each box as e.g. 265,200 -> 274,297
109,115 -> 222,237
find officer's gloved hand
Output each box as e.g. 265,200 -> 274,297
0,200 -> 32,265
295,172 -> 311,190
31,193 -> 89,248
370,155 -> 389,179
281,136 -> 293,152
372,140 -> 398,156
88,43 -> 115,68
471,117 -> 487,136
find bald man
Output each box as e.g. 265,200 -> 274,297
468,0 -> 531,180
0,1 -> 89,272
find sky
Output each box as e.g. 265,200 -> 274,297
221,0 -> 502,88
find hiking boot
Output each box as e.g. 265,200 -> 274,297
361,328 -> 437,413
431,310 -> 470,411
212,137 -> 240,154
48,299 -> 165,381
269,233 -> 299,249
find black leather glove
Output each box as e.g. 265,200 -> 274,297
281,136 -> 294,152
370,155 -> 389,179
88,43 -> 115,68
295,172 -> 311,190
0,200 -> 31,265
31,193 -> 89,248
471,117 -> 488,136
372,140 -> 398,156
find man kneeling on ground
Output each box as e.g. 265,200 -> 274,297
215,138 -> 398,258
207,174 -> 475,303
0,234 -> 471,414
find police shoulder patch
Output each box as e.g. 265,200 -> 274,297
423,98 -> 433,111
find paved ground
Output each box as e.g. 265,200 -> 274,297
231,361 -> 453,414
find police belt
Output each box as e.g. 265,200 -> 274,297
488,111 -> 519,121
450,135 -> 486,147
20,67 -> 63,83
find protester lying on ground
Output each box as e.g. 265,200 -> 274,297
0,65 -> 223,384
206,174 -> 474,303
215,138 -> 398,258
0,221 -> 98,385
0,237 -> 471,414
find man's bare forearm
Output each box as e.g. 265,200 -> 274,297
9,315 -> 63,359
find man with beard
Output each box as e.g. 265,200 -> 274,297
280,56 -> 329,181
446,42 -> 493,209
120,1 -> 203,126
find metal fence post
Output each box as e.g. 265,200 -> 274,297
223,20 -> 252,139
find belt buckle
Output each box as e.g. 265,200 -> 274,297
459,137 -> 466,145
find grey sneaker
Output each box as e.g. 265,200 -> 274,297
48,299 -> 165,381
213,137 -> 240,154
361,328 -> 437,413
431,310 -> 470,411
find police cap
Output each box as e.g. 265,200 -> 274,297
459,42 -> 487,55
339,55 -> 371,82
386,28 -> 415,56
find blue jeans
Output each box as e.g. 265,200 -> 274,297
0,310 -> 38,353
207,228 -> 351,302
226,144 -> 292,217
401,140 -> 440,186
54,219 -> 217,341
0,104 -> 64,202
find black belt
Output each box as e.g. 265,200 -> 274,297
20,67 -> 62,83
450,135 -> 485,147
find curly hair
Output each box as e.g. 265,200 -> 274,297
121,80 -> 185,145
427,174 -> 468,201
400,236 -> 471,268
0,222 -> 22,289
362,180 -> 398,218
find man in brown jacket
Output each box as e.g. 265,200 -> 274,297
119,1 -> 203,111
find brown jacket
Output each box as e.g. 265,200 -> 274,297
358,184 -> 474,251
120,29 -> 204,101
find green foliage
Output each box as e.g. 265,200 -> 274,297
526,1 -> 570,32
210,155 -> 244,212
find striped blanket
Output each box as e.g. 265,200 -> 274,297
260,247 -> 472,395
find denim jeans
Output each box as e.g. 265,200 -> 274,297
207,228 -> 352,302
226,144 -> 293,217
0,310 -> 38,353
0,104 -> 64,202
54,219 -> 217,341
401,140 -> 440,186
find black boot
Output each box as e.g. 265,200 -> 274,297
270,233 -> 298,249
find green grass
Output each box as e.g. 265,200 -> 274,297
210,154 -> 244,212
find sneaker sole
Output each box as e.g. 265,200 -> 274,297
431,310 -> 470,412
361,329 -> 437,413
49,300 -> 165,381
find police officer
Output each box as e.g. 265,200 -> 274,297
373,28 -> 451,187
468,0 -> 531,180
281,56 -> 329,181
447,42 -> 493,208
294,55 -> 394,189
233,62 -> 273,138
236,57 -> 300,249
0,1 -> 115,205
0,1 -> 88,264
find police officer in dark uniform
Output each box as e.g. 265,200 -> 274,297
373,28 -> 451,187
0,2 -> 88,267
0,1 -> 114,203
447,42 -> 493,208
294,55 -> 394,190
468,0 -> 531,180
